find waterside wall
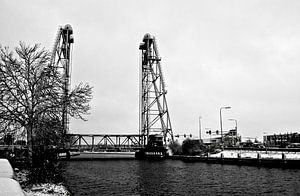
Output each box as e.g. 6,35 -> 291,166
171,152 -> 300,169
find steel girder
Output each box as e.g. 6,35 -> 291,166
139,34 -> 174,145
50,24 -> 74,135
66,134 -> 144,151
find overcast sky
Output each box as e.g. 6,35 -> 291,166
1,0 -> 300,140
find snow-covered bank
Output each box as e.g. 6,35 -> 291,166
209,150 -> 300,160
14,169 -> 70,196
23,183 -> 70,196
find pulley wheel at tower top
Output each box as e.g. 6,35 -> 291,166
143,33 -> 153,41
64,24 -> 73,33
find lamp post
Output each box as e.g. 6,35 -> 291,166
228,118 -> 237,145
220,106 -> 231,144
199,116 -> 202,141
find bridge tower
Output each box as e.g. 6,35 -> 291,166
50,24 -> 74,135
139,34 -> 174,146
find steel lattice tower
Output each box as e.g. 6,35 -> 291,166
50,24 -> 74,135
139,33 -> 174,145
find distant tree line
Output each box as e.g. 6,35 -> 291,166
169,138 -> 223,156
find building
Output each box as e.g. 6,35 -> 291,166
202,137 -> 221,144
263,132 -> 300,147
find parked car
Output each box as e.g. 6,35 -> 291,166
287,143 -> 300,148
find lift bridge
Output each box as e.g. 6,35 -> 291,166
53,25 -> 174,151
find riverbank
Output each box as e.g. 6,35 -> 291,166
171,149 -> 300,168
63,151 -> 136,160
14,169 -> 70,195
23,183 -> 69,196
61,149 -> 300,169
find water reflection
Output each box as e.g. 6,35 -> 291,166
62,160 -> 300,195
136,160 -> 183,194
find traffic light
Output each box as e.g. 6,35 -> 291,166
184,134 -> 186,137
216,130 -> 219,135
190,134 -> 192,137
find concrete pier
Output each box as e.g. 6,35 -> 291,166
0,159 -> 24,196
172,150 -> 300,168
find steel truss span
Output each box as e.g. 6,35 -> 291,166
50,24 -> 74,135
139,33 -> 174,145
66,134 -> 144,151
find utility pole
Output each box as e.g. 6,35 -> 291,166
199,116 -> 202,141
220,106 -> 231,144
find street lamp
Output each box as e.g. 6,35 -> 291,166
228,118 -> 237,145
220,106 -> 231,143
199,116 -> 202,141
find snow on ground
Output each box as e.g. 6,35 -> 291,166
209,150 -> 300,160
24,183 -> 70,196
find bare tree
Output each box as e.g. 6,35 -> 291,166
0,43 -> 92,164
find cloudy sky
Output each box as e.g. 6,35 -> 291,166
1,0 -> 300,140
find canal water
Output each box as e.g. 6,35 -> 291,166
62,160 -> 300,195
